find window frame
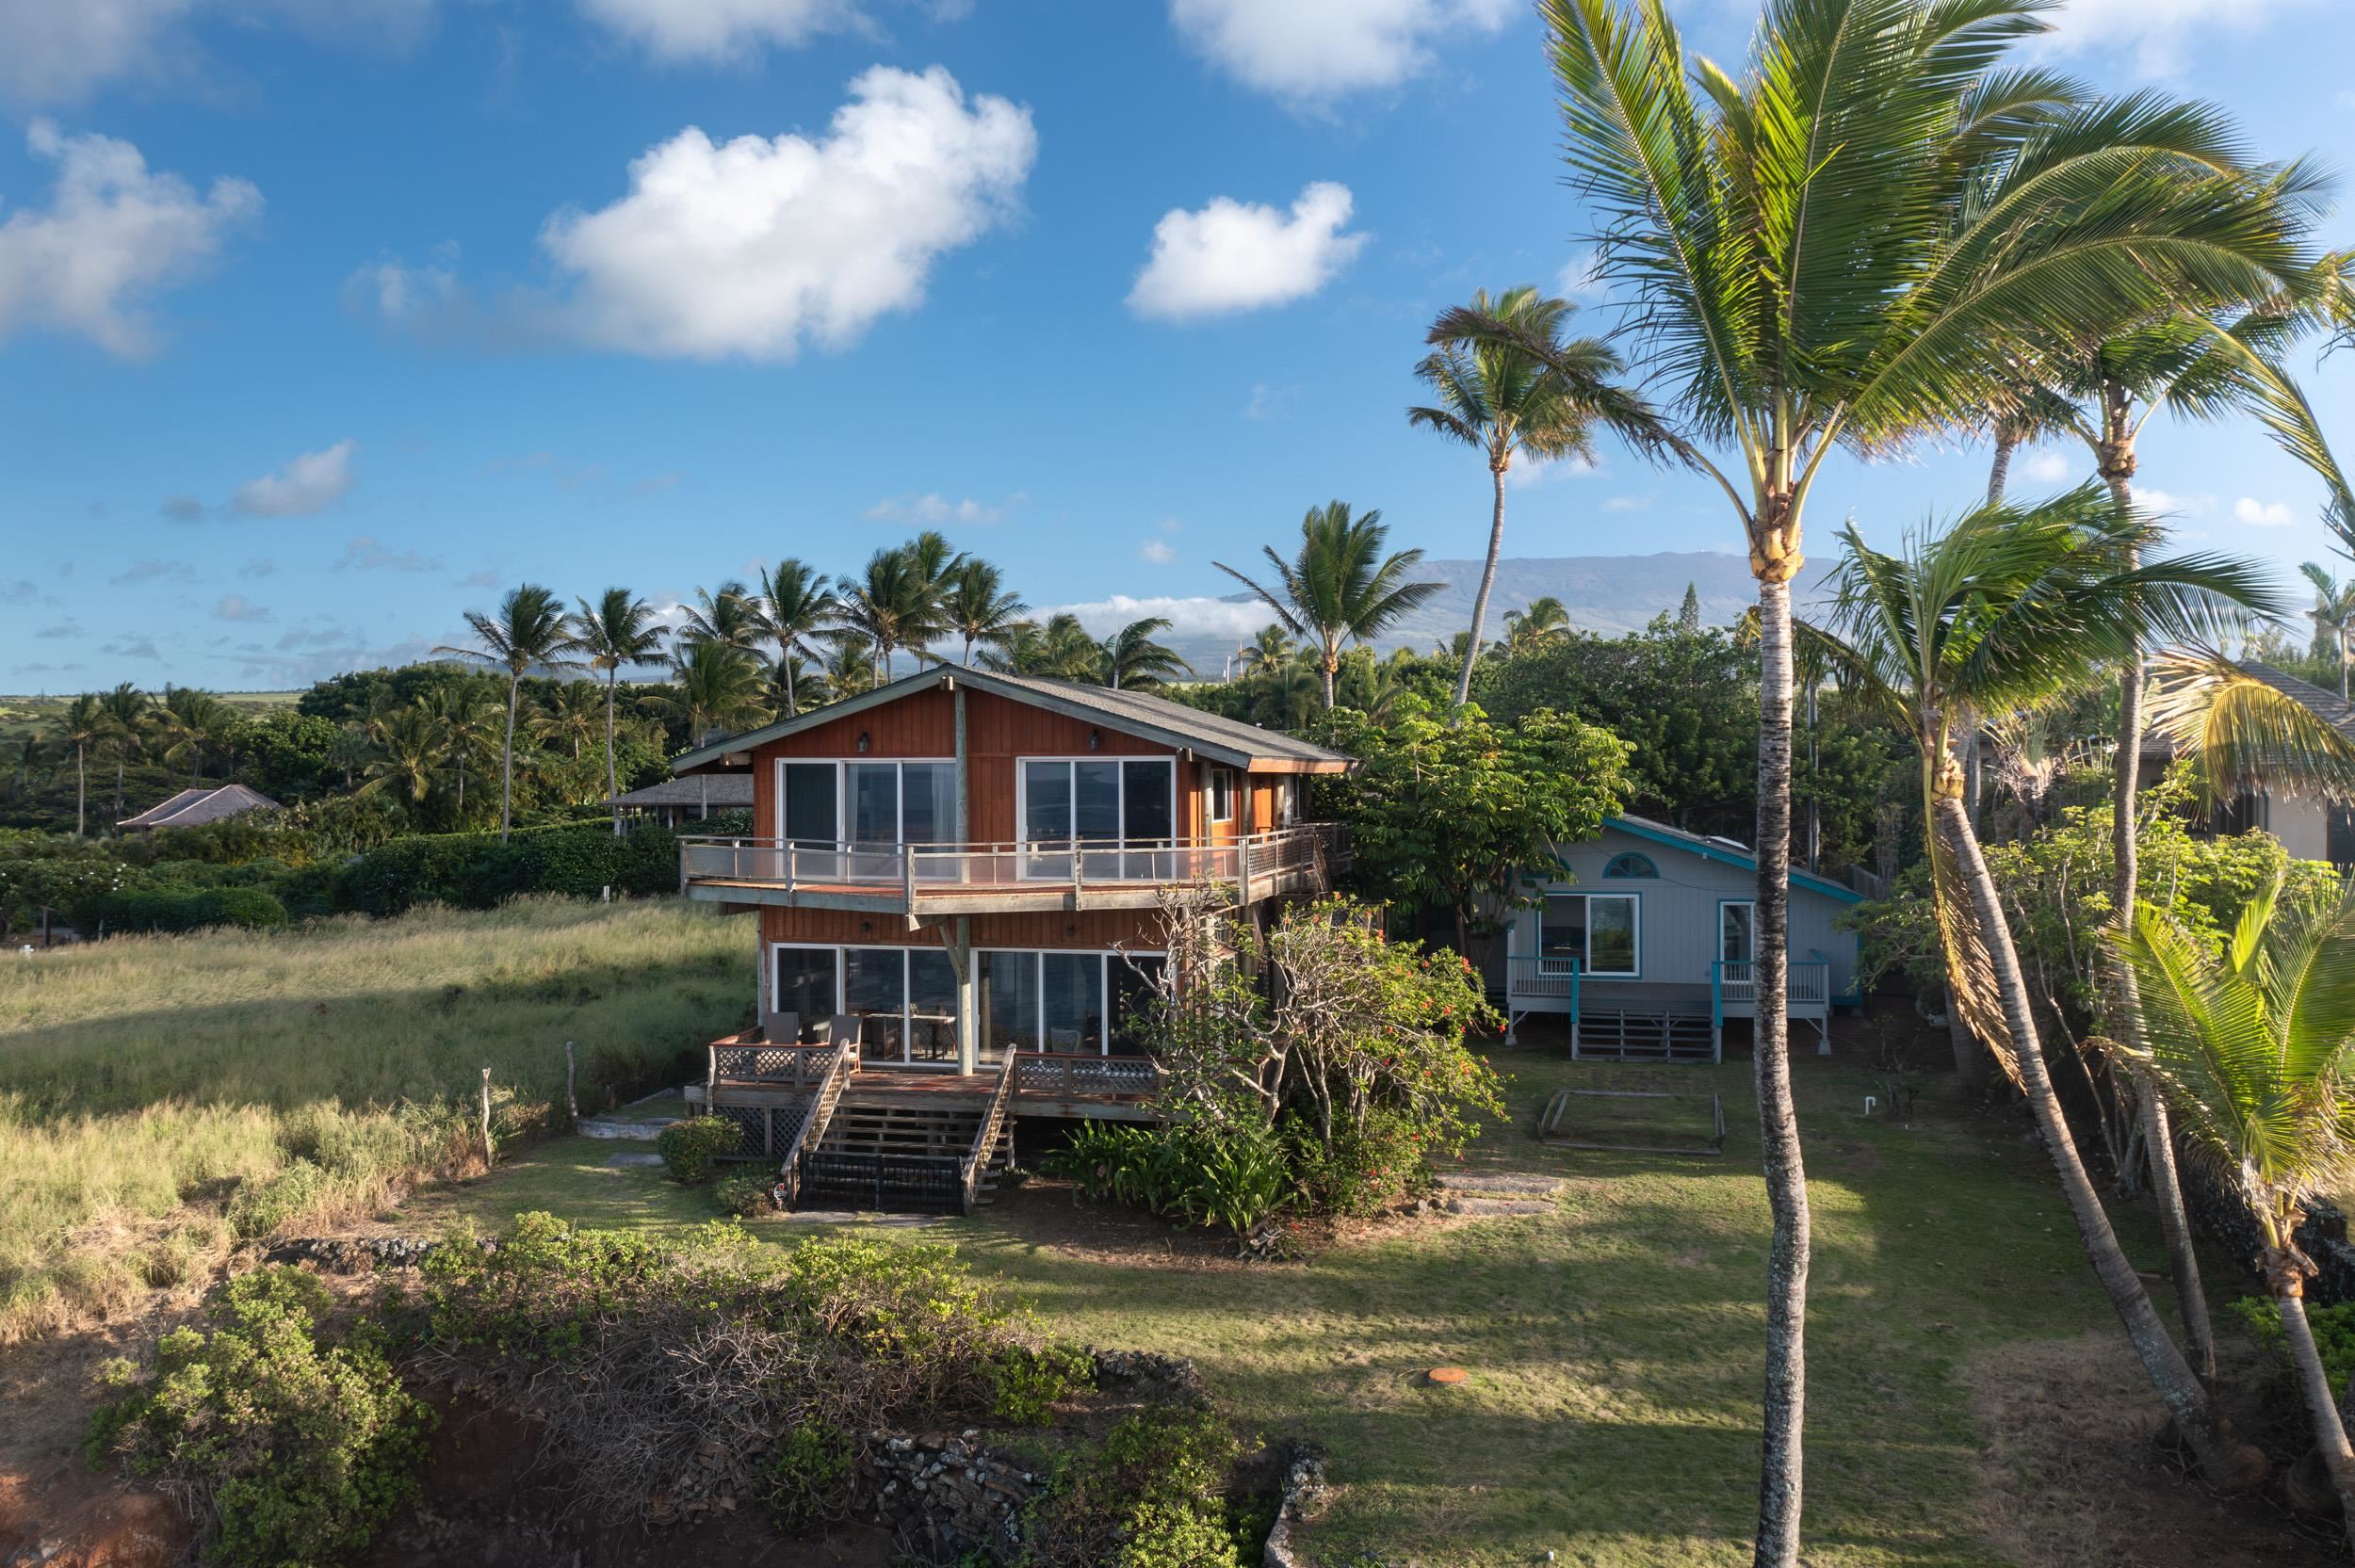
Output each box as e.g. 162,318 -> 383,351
1535,891 -> 1642,979
973,946 -> 1168,1056
1717,899 -> 1757,966
1207,768 -> 1236,825
1015,755 -> 1178,861
772,756 -> 958,848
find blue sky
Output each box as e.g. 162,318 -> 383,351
2,0 -> 2352,691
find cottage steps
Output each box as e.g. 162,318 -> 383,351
1574,1008 -> 1715,1062
795,1094 -> 1015,1213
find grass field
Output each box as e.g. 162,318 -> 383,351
0,897 -> 750,1340
411,1049 -> 2203,1568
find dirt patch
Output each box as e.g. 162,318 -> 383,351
1964,1332 -> 2339,1568
0,1316 -> 197,1568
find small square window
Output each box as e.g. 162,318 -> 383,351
1209,768 -> 1236,824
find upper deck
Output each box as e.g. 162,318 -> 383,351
679,822 -> 1347,914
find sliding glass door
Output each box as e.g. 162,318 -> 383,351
775,759 -> 957,881
1017,757 -> 1176,880
973,949 -> 1166,1061
772,944 -> 961,1068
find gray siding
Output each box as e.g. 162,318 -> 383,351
1506,824 -> 1860,996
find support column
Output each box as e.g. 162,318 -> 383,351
953,685 -> 969,847
953,915 -> 978,1074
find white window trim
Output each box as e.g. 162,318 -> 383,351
1535,891 -> 1642,979
1208,768 -> 1236,825
1014,755 -> 1178,879
773,756 -> 956,847
1719,900 -> 1757,965
976,946 -> 1168,1055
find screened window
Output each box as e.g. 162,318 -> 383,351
1538,893 -> 1639,978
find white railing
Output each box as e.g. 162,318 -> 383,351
1505,955 -> 1580,1000
679,825 -> 1346,900
1713,960 -> 1831,1009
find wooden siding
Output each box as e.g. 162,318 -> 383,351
757,904 -> 1159,952
1505,825 -> 1860,996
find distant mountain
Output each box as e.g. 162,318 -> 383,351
1173,550 -> 1830,675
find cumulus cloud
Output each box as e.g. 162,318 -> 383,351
2038,0 -> 2319,76
863,491 -> 1022,525
575,0 -> 863,62
1044,594 -> 1272,641
1556,248 -> 1605,302
1140,539 -> 1177,564
0,121 -> 261,357
371,67 -> 1034,362
1507,452 -> 1600,491
336,535 -> 442,573
1169,0 -> 1515,101
218,623 -> 441,684
2022,449 -> 2074,483
231,439 -> 357,518
213,594 -> 268,622
2234,496 -> 2297,527
1128,182 -> 1366,321
2134,487 -> 2213,518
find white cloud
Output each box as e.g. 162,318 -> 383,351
336,535 -> 442,573
231,439 -> 357,518
2022,449 -> 2073,483
0,0 -> 440,106
864,491 -> 1023,525
2038,0 -> 2318,77
1600,495 -> 1649,512
213,594 -> 268,622
1556,248 -> 1604,301
108,558 -> 195,585
1045,594 -> 1272,641
2234,496 -> 2297,527
0,121 -> 261,357
1243,381 -> 1297,421
1169,0 -> 1515,101
2132,486 -> 2213,518
1128,182 -> 1366,321
1140,540 -> 1177,564
576,0 -> 862,62
511,66 -> 1034,362
1506,452 -> 1600,491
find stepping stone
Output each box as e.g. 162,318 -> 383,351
578,1116 -> 679,1140
1433,1172 -> 1565,1199
603,1153 -> 666,1168
1440,1196 -> 1557,1219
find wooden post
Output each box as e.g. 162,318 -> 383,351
564,1041 -> 577,1124
479,1067 -> 494,1168
954,915 -> 978,1074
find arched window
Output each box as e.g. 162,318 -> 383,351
1602,852 -> 1658,880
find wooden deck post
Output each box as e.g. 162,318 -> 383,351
954,915 -> 978,1075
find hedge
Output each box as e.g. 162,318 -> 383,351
75,885 -> 291,936
331,821 -> 682,918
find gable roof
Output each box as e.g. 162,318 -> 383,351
609,774 -> 755,808
670,667 -> 1353,775
119,784 -> 281,831
2238,660 -> 2355,736
1595,815 -> 1868,905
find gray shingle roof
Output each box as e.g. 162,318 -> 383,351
119,784 -> 281,830
609,774 -> 755,808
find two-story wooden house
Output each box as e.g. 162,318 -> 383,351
668,667 -> 1352,1211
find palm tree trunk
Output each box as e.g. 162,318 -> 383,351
2274,1281 -> 2355,1553
2340,627 -> 2348,703
1321,644 -> 1339,710
500,674 -> 518,842
1454,461 -> 1509,707
606,669 -> 622,838
1987,426 -> 2017,505
2100,427 -> 2216,1382
1937,797 -> 2264,1490
74,743 -> 86,837
1750,574 -> 1810,1568
113,757 -> 125,820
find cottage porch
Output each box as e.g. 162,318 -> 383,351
1503,957 -> 1832,1063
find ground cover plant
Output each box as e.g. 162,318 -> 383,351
0,897 -> 747,1342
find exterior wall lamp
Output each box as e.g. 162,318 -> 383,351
856,731 -> 870,753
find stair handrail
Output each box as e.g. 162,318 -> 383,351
775,1044 -> 853,1210
959,1051 -> 1021,1217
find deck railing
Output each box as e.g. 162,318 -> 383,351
1013,1051 -> 1161,1100
1711,960 -> 1832,1010
678,824 -> 1346,901
959,1052 -> 1021,1216
773,1046 -> 853,1209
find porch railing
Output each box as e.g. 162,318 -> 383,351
959,1052 -> 1021,1216
1711,960 -> 1832,1010
678,824 -> 1346,900
1013,1052 -> 1161,1100
773,1046 -> 853,1209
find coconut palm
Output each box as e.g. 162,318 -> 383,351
1441,2 -> 2329,1527
9,732 -> 52,797
677,580 -> 763,653
1411,286 -> 1668,703
359,704 -> 447,805
835,545 -> 949,684
2111,881 -> 2355,1550
153,686 -> 234,786
567,588 -> 669,835
1805,492 -> 2277,1498
435,584 -> 580,842
753,560 -> 836,717
1502,596 -> 1571,655
97,683 -> 148,821
2302,563 -> 2355,701
1215,502 -> 1440,710
528,682 -> 606,761
57,694 -> 106,837
644,641 -> 770,747
814,637 -> 878,703
943,558 -> 1028,667
1236,625 -> 1294,676
1098,618 -> 1192,690
420,686 -> 499,821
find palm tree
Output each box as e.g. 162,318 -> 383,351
1236,625 -> 1294,676
815,637 -> 878,702
1805,492 -> 2276,1496
2302,562 -> 2355,701
2113,881 -> 2355,1550
1098,618 -> 1192,690
645,641 -> 770,747
435,584 -> 579,842
9,732 -> 52,797
528,682 -> 606,761
153,686 -> 233,786
358,704 -> 447,806
57,694 -> 106,837
834,546 -> 948,683
1501,596 -> 1571,655
1216,502 -> 1440,709
943,558 -> 1028,667
419,686 -> 499,821
97,683 -> 148,822
677,580 -> 763,652
1441,2 -> 2330,1530
1411,285 -> 1666,703
567,588 -> 669,834
753,560 -> 835,716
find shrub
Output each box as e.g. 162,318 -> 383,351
86,1267 -> 432,1568
1045,1120 -> 1288,1236
714,1171 -> 776,1217
1283,1107 -> 1425,1219
658,1116 -> 741,1183
765,1420 -> 854,1523
74,884 -> 291,936
1018,1406 -> 1246,1568
332,821 -> 682,918
2230,1297 -> 2355,1391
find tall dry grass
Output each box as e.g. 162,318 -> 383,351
0,897 -> 751,1341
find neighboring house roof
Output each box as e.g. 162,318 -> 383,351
670,667 -> 1354,776
608,774 -> 755,808
1583,814 -> 1869,905
118,784 -> 281,831
2139,661 -> 2355,774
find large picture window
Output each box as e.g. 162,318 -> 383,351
1017,757 -> 1176,879
774,758 -> 958,881
1538,893 -> 1639,978
975,949 -> 1166,1061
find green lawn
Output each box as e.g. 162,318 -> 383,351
415,1044 -> 2180,1568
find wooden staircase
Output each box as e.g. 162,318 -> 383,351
1572,1007 -> 1715,1062
795,1093 -> 1015,1214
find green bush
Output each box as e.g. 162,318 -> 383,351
1018,1406 -> 1246,1568
765,1421 -> 855,1523
2230,1297 -> 2355,1390
333,821 -> 681,917
1283,1107 -> 1425,1219
714,1171 -> 776,1217
73,884 -> 290,936
1045,1120 -> 1288,1236
658,1116 -> 741,1183
86,1267 -> 433,1568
